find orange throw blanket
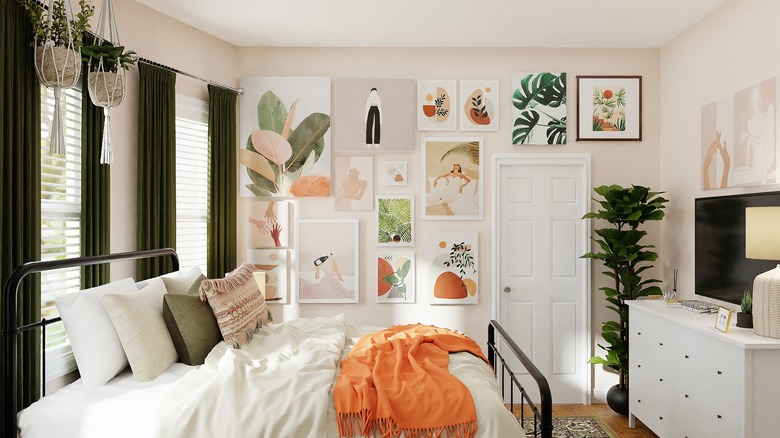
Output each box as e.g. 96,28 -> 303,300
334,324 -> 489,438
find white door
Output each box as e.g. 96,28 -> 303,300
492,154 -> 590,404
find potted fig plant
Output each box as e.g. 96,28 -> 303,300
736,289 -> 753,328
581,184 -> 668,416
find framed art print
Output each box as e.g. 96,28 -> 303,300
376,252 -> 415,303
334,156 -> 373,211
247,200 -> 291,248
417,80 -> 457,131
576,75 -> 642,141
376,196 -> 414,246
246,249 -> 289,303
421,137 -> 483,220
382,160 -> 407,186
715,306 -> 732,333
296,219 -> 359,303
511,72 -> 567,144
426,232 -> 478,305
459,80 -> 499,131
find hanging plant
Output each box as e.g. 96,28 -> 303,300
84,0 -> 137,164
18,0 -> 95,154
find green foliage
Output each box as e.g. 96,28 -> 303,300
81,38 -> 137,72
245,91 -> 330,195
741,289 -> 752,314
439,141 -> 480,165
377,198 -> 412,244
581,184 -> 668,388
382,259 -> 411,299
18,0 -> 94,48
443,242 -> 476,278
511,72 -> 567,145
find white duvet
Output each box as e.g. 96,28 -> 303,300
19,316 -> 522,438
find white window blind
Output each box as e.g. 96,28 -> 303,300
40,85 -> 82,380
175,95 -> 209,274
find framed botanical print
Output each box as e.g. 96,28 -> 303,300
576,75 -> 642,141
376,196 -> 414,246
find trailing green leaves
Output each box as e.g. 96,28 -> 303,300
511,72 -> 567,145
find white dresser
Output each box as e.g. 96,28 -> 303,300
628,300 -> 780,438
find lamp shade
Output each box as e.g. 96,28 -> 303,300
746,207 -> 780,261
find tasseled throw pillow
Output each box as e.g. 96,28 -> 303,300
199,262 -> 271,348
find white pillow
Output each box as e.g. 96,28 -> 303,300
160,266 -> 203,295
55,277 -> 138,390
102,278 -> 178,382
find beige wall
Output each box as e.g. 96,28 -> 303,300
238,47 -> 662,397
659,0 -> 780,306
107,1 -> 664,398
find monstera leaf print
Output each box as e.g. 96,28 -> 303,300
242,91 -> 331,196
511,72 -> 567,145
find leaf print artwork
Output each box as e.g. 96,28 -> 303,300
376,196 -> 414,246
511,72 -> 567,145
459,80 -> 499,131
591,86 -> 627,131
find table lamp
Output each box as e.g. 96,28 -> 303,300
746,206 -> 780,338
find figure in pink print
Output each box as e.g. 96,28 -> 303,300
335,167 -> 368,209
365,88 -> 382,146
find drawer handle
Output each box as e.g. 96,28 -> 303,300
717,371 -> 722,375
637,332 -> 642,335
638,399 -> 641,403
685,394 -> 689,398
659,342 -> 663,346
685,354 -> 689,359
717,415 -> 722,419
637,364 -> 641,368
659,416 -> 663,420
659,378 -> 663,382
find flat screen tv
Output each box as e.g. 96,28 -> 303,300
695,191 -> 780,304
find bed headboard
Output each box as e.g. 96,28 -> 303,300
2,248 -> 179,437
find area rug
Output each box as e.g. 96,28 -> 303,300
520,416 -> 617,438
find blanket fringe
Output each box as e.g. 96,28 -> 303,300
338,414 -> 477,438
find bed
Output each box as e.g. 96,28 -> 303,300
2,249 -> 552,438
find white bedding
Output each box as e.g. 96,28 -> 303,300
18,316 -> 522,438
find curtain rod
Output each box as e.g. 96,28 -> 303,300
137,57 -> 244,95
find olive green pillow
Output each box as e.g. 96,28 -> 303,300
162,275 -> 221,365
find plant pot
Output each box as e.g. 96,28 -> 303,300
88,70 -> 127,107
34,45 -> 80,87
606,384 -> 629,416
422,104 -> 436,117
736,312 -> 753,328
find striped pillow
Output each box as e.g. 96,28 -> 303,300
199,263 -> 271,348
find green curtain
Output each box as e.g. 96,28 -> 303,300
80,62 -> 110,288
136,63 -> 176,280
207,85 -> 238,278
0,0 -> 42,411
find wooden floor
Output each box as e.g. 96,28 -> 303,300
515,404 -> 658,438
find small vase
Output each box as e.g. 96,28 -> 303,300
736,312 -> 753,328
606,384 -> 629,416
422,104 -> 436,117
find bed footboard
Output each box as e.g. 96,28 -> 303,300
2,248 -> 179,438
487,320 -> 552,438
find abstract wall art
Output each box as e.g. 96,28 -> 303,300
296,219 -> 359,303
376,252 -> 415,304
382,160 -> 407,186
334,156 -> 373,211
239,76 -> 331,197
246,249 -> 289,303
247,200 -> 291,248
426,232 -> 478,305
459,80 -> 499,131
333,78 -> 414,152
417,80 -> 457,131
421,137 -> 483,220
512,72 -> 567,145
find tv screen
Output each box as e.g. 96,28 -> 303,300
695,191 -> 780,304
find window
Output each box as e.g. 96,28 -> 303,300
40,85 -> 82,380
175,95 -> 209,274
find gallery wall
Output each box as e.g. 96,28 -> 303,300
105,0 -> 663,398
659,0 -> 780,303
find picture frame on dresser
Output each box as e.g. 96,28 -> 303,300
715,306 -> 732,333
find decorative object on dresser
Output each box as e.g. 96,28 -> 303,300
18,0 -> 94,154
82,0 -> 137,164
628,300 -> 780,437
714,306 -> 732,333
745,206 -> 780,338
736,288 -> 753,328
581,184 -> 668,415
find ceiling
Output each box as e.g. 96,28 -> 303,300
133,0 -> 729,48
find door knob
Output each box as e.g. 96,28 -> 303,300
503,287 -> 511,293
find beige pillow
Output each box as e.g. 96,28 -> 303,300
161,266 -> 203,295
199,262 -> 271,348
102,278 -> 178,382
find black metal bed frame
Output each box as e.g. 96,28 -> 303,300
488,320 -> 553,438
2,248 -> 179,438
2,249 -> 552,438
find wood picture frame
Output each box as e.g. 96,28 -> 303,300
576,75 -> 642,141
715,306 -> 732,333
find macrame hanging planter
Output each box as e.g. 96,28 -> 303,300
33,0 -> 82,155
87,0 -> 133,164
